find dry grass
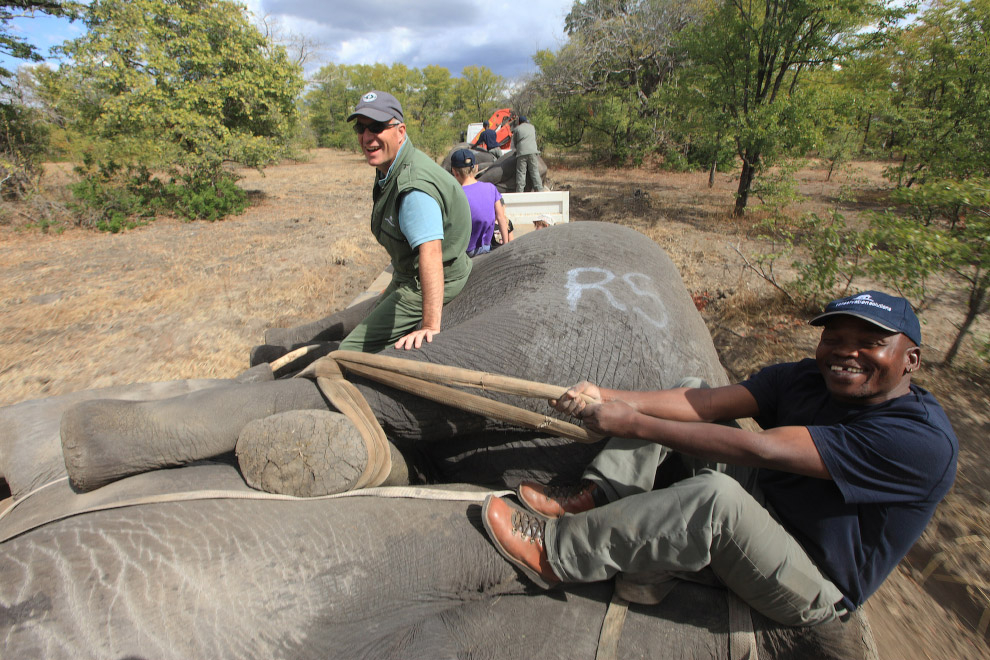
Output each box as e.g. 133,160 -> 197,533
0,150 -> 387,404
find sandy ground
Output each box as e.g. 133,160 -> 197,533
0,149 -> 987,658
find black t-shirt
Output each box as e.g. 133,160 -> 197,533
741,359 -> 957,609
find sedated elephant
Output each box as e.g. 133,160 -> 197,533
443,142 -> 549,193
0,222 -> 878,659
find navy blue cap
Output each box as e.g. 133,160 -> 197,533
450,148 -> 475,168
347,91 -> 404,123
810,291 -> 921,346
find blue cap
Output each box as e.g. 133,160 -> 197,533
450,148 -> 475,168
810,291 -> 921,346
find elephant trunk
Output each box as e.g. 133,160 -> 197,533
60,379 -> 328,492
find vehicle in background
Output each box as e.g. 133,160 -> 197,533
466,109 -> 516,152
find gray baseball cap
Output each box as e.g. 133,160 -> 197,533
347,91 -> 404,123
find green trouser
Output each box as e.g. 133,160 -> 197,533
338,272 -> 469,353
544,379 -> 846,627
515,153 -> 544,192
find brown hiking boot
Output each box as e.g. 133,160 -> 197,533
482,495 -> 560,589
517,480 -> 600,518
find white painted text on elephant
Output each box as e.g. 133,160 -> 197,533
566,268 -> 669,329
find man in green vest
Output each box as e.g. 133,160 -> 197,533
340,90 -> 473,353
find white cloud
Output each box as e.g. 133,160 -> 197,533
255,0 -> 572,78
0,0 -> 572,81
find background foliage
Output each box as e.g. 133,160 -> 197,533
0,0 -> 987,359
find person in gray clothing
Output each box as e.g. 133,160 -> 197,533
511,116 -> 544,192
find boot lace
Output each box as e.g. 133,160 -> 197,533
510,509 -> 547,544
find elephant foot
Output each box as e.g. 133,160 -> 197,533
236,410 -> 409,497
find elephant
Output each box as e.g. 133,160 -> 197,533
443,142 -> 549,193
0,222 -> 879,659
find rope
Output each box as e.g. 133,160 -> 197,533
309,357 -> 391,489
726,590 -> 759,659
317,350 -> 604,444
0,475 -> 511,544
596,591 -> 630,660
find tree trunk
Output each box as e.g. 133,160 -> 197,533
734,153 -> 759,216
708,160 -> 716,188
860,112 -> 872,155
942,281 -> 987,366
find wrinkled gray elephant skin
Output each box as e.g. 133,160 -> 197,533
0,222 -> 878,659
443,142 -> 548,193
57,222 -> 732,493
0,461 -> 877,659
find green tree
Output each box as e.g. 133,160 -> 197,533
1,1 -> 79,82
870,180 -> 990,365
455,65 -> 506,121
304,63 -> 362,150
533,0 -> 698,162
1,2 -> 79,200
879,0 -> 990,186
680,0 -> 903,215
303,62 -> 491,159
50,0 -> 303,223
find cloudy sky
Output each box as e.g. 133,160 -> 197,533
2,0 -> 575,81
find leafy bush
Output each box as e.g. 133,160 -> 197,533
792,211 -> 871,305
69,157 -> 247,231
168,175 -> 247,222
49,0 -> 301,228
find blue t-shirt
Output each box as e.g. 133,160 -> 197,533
376,141 -> 444,250
398,190 -> 443,249
741,358 -> 957,610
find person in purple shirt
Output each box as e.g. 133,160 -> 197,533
449,148 -> 512,256
480,290 -> 957,627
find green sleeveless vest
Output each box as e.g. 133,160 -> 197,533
371,140 -> 472,283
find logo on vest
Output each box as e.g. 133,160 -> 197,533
384,215 -> 395,227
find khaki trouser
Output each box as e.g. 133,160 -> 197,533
515,153 -> 544,192
338,272 -> 469,353
544,379 -> 846,627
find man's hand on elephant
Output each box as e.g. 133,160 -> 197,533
394,328 -> 439,350
551,381 -> 602,418
579,399 -> 638,436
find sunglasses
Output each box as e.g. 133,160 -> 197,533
353,120 -> 400,135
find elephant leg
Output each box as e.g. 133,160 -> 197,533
236,409 -> 410,497
61,379 -> 329,492
259,296 -> 379,353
